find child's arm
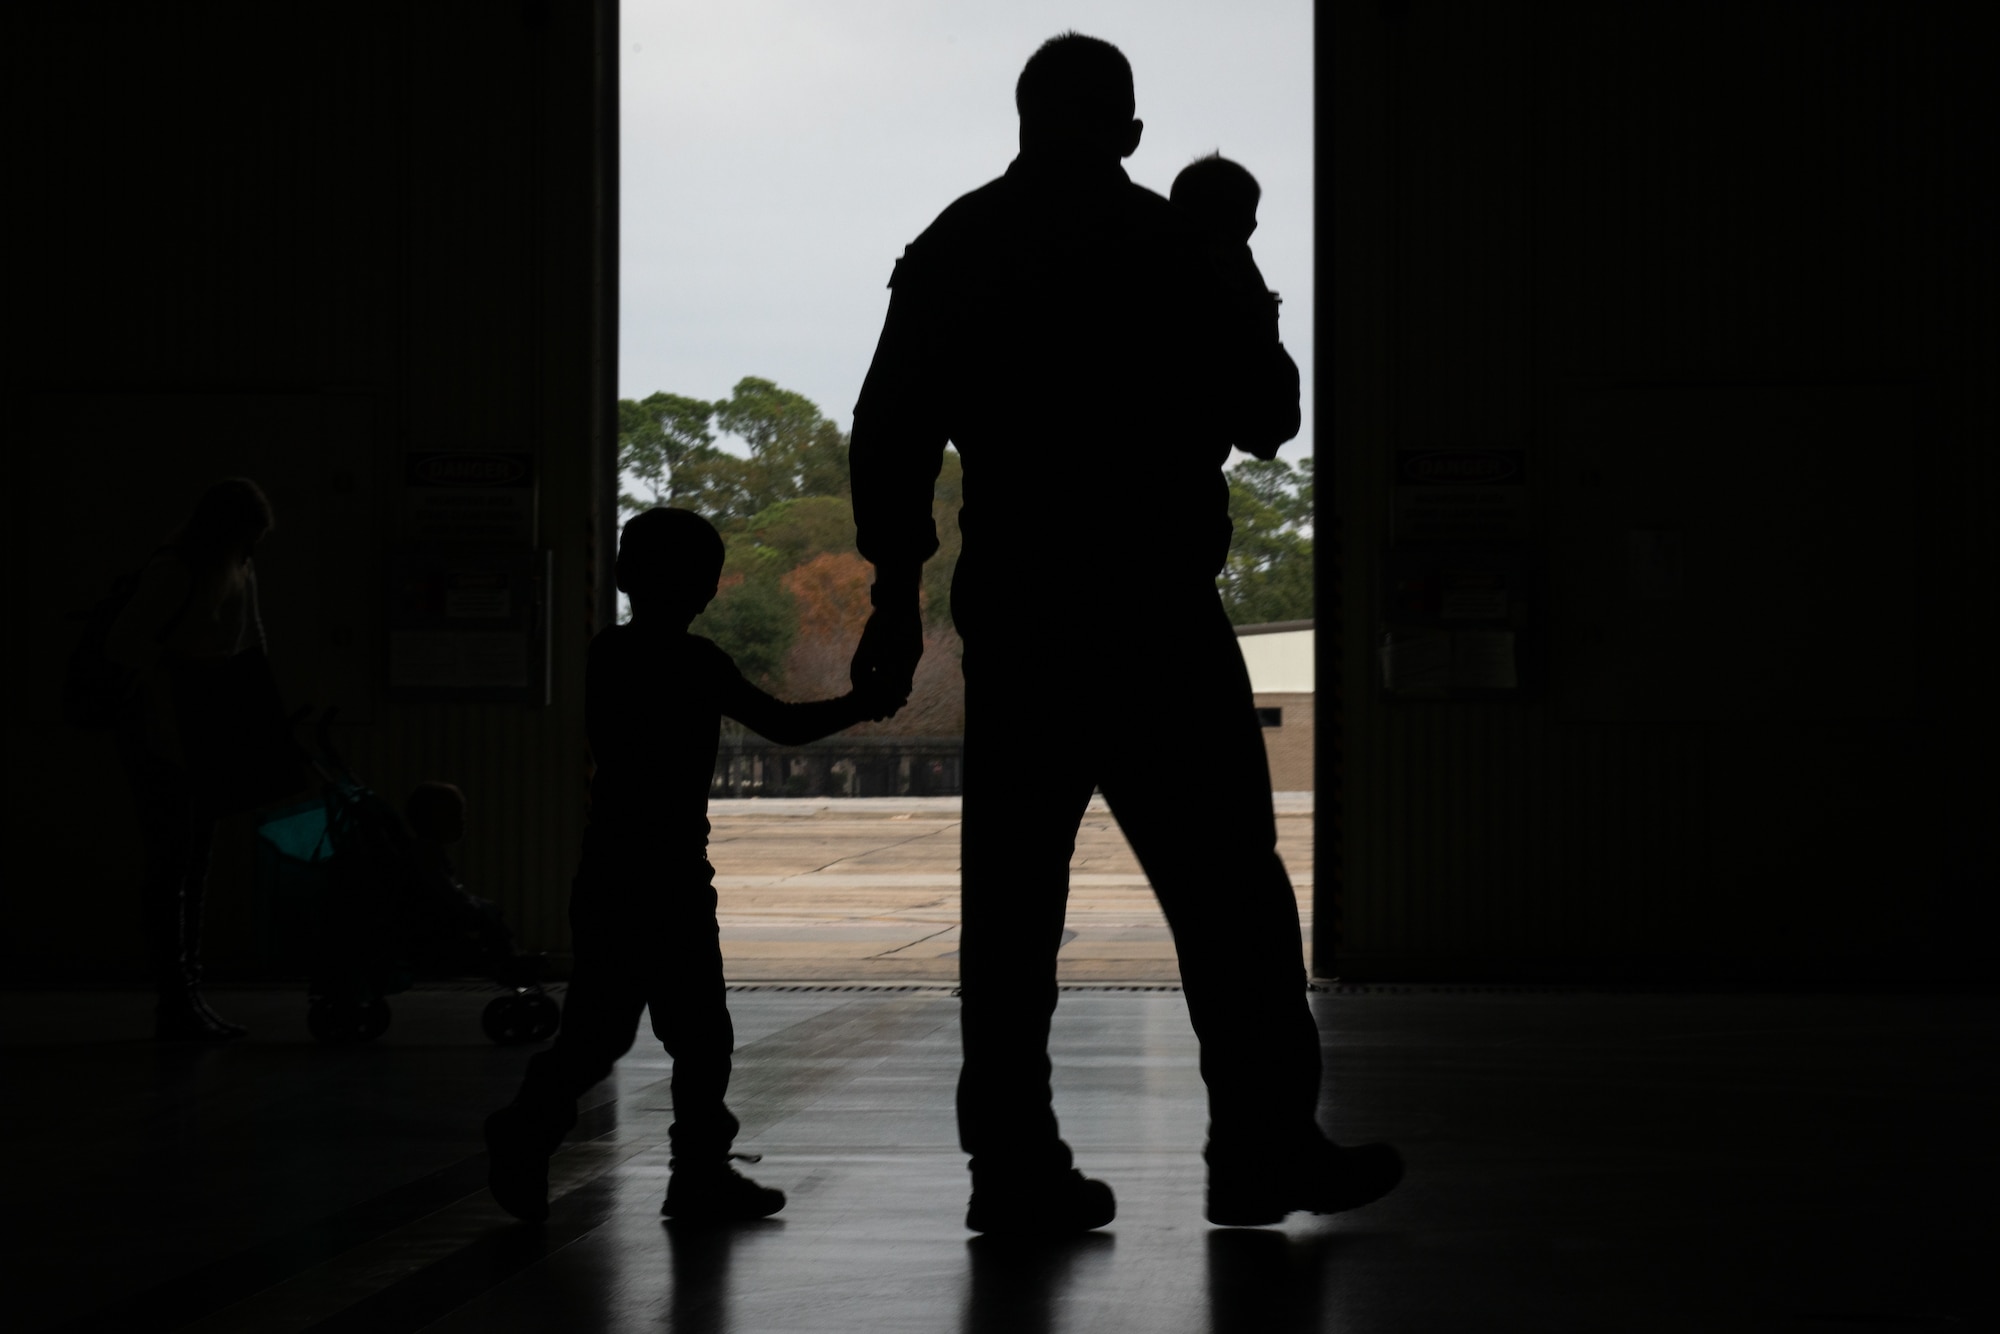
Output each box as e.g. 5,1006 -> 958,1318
1215,244 -> 1300,460
717,669 -> 899,746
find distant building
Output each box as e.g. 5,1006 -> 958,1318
1236,620 -> 1314,792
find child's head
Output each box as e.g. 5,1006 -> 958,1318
616,507 -> 725,621
1171,152 -> 1261,245
406,781 -> 466,845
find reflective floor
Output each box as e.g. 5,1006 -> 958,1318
6,986 -> 1995,1332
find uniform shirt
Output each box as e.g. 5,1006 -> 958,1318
584,621 -> 860,854
849,152 -> 1302,606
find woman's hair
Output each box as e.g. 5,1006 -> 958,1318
172,477 -> 275,567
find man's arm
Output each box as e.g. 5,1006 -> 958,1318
849,244 -> 951,693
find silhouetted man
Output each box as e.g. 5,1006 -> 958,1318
847,32 -> 1403,1233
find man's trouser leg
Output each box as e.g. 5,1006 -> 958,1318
956,648 -> 1096,1178
1097,599 -> 1322,1156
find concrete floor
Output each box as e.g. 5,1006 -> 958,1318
704,795 -> 1313,983
6,984 -> 1995,1333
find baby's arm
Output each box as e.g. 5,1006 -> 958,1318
1213,245 -> 1299,460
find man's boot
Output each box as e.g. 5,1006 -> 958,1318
1205,1136 -> 1404,1227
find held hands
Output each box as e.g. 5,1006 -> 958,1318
851,674 -> 910,724
850,601 -> 922,722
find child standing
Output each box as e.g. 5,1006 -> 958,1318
484,508 -> 901,1223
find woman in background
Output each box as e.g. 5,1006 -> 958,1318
106,478 -> 275,1040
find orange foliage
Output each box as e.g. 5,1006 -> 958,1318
781,551 -> 874,647
780,551 -> 965,735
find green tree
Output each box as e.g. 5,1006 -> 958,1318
617,392 -> 720,517
710,376 -> 851,515
1218,455 -> 1315,626
742,495 -> 859,568
670,451 -> 766,532
690,542 -> 794,687
619,377 -> 854,533
615,379 -> 965,723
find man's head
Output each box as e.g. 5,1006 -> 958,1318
1016,32 -> 1142,162
616,506 -> 725,621
406,781 -> 466,845
1172,153 -> 1261,245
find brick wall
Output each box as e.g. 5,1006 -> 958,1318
1253,691 -> 1315,791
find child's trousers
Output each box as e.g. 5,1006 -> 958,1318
512,846 -> 738,1163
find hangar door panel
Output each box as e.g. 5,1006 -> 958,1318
1551,385 -> 1915,724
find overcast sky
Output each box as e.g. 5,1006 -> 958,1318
619,0 -> 1315,465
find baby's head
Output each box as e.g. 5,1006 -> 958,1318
1171,152 -> 1261,245
406,781 -> 466,846
617,507 -> 726,622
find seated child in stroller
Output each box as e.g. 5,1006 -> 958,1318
400,781 -> 541,988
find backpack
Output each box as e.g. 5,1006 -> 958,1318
62,554 -> 194,730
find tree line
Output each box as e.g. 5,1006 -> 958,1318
619,377 -> 1312,735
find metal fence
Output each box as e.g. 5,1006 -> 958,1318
711,736 -> 965,798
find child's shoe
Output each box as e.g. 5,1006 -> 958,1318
965,1168 -> 1117,1235
484,1103 -> 570,1223
660,1154 -> 785,1222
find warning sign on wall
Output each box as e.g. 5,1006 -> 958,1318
404,451 -> 536,547
387,549 -> 551,703
1393,448 -> 1531,541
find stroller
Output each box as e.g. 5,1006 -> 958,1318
263,708 -> 563,1046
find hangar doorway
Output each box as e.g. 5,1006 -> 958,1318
619,3 -> 1319,982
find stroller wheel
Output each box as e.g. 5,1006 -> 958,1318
484,991 -> 560,1046
309,996 -> 393,1044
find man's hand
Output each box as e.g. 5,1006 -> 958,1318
851,673 -> 911,724
850,601 -> 923,713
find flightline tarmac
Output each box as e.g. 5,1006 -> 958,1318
703,794 -> 1314,984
